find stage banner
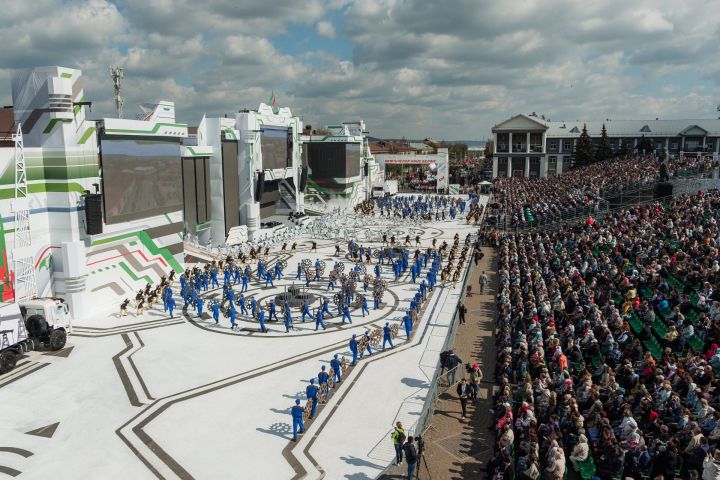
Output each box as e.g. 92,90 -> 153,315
436,148 -> 449,190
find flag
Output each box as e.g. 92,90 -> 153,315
268,90 -> 277,108
0,216 -> 15,301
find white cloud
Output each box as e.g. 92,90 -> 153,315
0,0 -> 717,139
316,21 -> 336,39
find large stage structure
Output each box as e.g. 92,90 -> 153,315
196,104 -> 304,245
0,67 -> 310,319
0,66 -> 379,319
0,67 -> 188,320
300,121 -> 377,211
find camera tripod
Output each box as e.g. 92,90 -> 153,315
416,450 -> 430,480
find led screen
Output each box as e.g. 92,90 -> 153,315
345,143 -> 361,177
100,137 -> 182,224
307,142 -> 361,178
260,127 -> 289,170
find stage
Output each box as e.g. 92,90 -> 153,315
0,196 -> 487,479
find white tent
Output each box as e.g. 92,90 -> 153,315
477,180 -> 492,193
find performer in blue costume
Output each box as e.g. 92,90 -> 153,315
291,399 -> 304,441
330,354 -> 342,384
341,303 -> 352,324
306,379 -> 319,418
258,309 -> 267,333
349,334 -> 358,365
318,365 -> 329,395
284,306 -> 293,332
211,301 -> 220,324
382,322 -> 394,349
315,308 -> 327,331
404,314 -> 413,338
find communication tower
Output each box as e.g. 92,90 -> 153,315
110,66 -> 124,119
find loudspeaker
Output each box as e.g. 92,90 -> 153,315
363,162 -> 369,177
299,167 -> 308,191
84,193 -> 103,235
654,182 -> 673,199
255,171 -> 265,202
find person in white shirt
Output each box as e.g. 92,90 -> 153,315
570,434 -> 589,471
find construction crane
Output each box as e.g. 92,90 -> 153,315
12,123 -> 37,300
110,66 -> 124,119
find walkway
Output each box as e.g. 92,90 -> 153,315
416,246 -> 498,479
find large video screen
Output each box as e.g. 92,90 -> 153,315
345,143 -> 361,177
100,137 -> 182,224
308,142 -> 361,178
260,127 -> 289,170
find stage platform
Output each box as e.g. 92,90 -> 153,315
0,195 -> 488,479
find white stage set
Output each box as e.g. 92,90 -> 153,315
301,121 -> 380,214
0,65 -> 489,480
0,198 -> 488,479
0,67 -> 377,324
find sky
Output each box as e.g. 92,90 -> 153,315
0,0 -> 718,140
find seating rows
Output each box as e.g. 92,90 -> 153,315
486,190 -> 720,480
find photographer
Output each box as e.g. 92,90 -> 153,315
440,349 -> 462,384
403,435 -> 418,480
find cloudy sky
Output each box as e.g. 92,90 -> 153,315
0,0 -> 718,139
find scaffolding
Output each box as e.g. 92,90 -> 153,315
12,124 -> 37,300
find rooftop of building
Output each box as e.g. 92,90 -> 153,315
408,142 -> 434,151
493,113 -> 720,137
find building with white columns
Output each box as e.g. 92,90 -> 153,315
490,114 -> 720,178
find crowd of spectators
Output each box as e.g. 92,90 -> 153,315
667,156 -> 719,179
493,156 -> 660,229
487,190 -> 720,480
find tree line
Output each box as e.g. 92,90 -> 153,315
574,124 -> 654,167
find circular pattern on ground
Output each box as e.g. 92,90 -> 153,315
186,285 -> 403,337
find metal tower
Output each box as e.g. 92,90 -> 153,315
110,66 -> 124,119
12,123 -> 37,300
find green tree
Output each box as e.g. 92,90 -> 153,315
448,143 -> 468,163
637,135 -> 654,155
483,140 -> 494,160
617,138 -> 631,157
596,123 -> 613,162
574,124 -> 594,167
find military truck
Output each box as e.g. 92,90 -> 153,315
0,298 -> 72,374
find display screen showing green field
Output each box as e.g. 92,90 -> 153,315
307,142 -> 361,178
99,137 -> 183,224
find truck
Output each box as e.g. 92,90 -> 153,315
371,180 -> 398,198
0,298 -> 72,374
383,180 -> 398,196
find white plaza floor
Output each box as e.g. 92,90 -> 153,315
0,197 -> 485,480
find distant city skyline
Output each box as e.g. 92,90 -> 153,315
0,0 -> 717,139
